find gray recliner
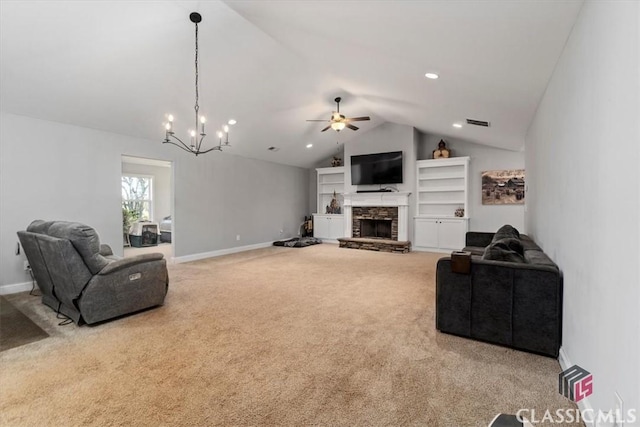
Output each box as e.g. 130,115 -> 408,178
17,220 -> 169,325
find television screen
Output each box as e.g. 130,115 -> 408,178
351,151 -> 403,185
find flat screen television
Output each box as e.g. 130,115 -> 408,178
351,151 -> 403,185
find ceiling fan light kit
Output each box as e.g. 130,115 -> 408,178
163,12 -> 235,156
331,122 -> 346,131
307,97 -> 370,133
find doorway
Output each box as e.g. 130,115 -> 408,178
121,155 -> 174,260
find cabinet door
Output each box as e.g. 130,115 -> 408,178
414,219 -> 439,248
313,216 -> 330,239
438,219 -> 466,250
329,216 -> 344,239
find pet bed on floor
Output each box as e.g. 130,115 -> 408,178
273,237 -> 322,248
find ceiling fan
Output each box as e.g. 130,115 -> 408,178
307,97 -> 370,132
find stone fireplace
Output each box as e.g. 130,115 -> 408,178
339,192 -> 411,253
351,206 -> 398,240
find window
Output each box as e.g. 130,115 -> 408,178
122,175 -> 153,221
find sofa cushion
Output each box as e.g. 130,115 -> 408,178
482,237 -> 526,263
492,225 -> 521,242
524,250 -> 557,267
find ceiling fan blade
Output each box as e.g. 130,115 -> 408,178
346,124 -> 359,131
345,116 -> 370,122
321,125 -> 332,132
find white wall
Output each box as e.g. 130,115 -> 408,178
525,2 -> 639,424
309,124 -> 525,234
418,133 -> 525,232
343,122 -> 418,238
343,122 -> 417,195
121,161 -> 171,222
308,123 -> 417,220
0,113 -> 309,288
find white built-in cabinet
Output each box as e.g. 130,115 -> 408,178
414,218 -> 467,251
414,157 -> 470,252
312,215 -> 345,240
314,167 -> 345,240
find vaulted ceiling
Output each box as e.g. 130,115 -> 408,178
0,1 -> 583,168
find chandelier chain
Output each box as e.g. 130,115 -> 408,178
194,21 -> 199,119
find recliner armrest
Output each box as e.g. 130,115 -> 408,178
98,253 -> 164,275
99,244 -> 114,256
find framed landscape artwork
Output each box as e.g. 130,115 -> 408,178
482,169 -> 525,205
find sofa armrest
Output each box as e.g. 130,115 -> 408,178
100,244 -> 114,256
436,256 -> 562,357
465,232 -> 495,248
98,253 -> 164,275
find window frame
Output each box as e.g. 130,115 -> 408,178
121,173 -> 154,222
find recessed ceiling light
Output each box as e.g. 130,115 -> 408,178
425,73 -> 439,79
306,144 -> 313,148
228,119 -> 237,125
453,123 -> 463,128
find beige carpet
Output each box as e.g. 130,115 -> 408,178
0,245 -> 581,426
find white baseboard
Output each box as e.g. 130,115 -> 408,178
173,241 -> 275,264
0,242 -> 277,294
0,281 -> 34,295
412,247 -> 451,254
558,347 -> 596,427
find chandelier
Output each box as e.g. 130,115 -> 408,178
163,12 -> 235,156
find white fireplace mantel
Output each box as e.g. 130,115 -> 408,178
343,192 -> 411,241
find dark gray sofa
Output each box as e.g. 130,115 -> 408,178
436,226 -> 562,357
17,220 -> 169,325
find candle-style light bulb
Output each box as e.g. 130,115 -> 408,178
223,125 -> 230,144
168,114 -> 174,123
200,116 -> 206,135
189,129 -> 195,151
216,131 -> 223,139
164,122 -> 171,142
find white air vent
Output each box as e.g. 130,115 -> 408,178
466,118 -> 491,127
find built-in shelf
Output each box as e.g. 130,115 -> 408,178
415,157 -> 469,218
314,167 -> 345,240
414,157 -> 470,251
418,174 -> 465,180
419,201 -> 465,205
418,187 -> 465,193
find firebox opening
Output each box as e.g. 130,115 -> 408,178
360,219 -> 392,239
